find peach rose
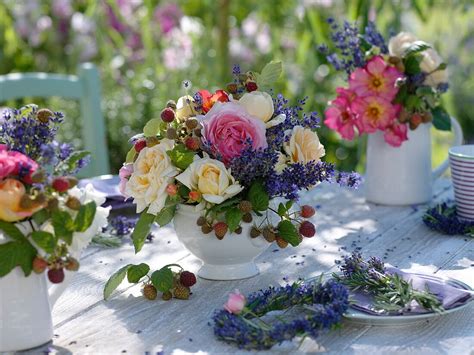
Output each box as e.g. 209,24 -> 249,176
0,179 -> 42,222
284,126 -> 325,164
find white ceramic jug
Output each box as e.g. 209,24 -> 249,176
0,222 -> 79,352
365,118 -> 463,205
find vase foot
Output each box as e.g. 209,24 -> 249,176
198,262 -> 259,281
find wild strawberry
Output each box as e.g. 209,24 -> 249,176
246,81 -> 258,92
162,290 -> 172,301
242,213 -> 253,223
276,236 -> 288,248
48,268 -> 65,284
300,205 -> 315,218
250,227 -> 261,238
33,257 -> 48,274
180,271 -> 197,287
65,257 -> 80,271
161,107 -> 175,123
173,283 -> 191,300
166,184 -> 178,196
184,137 -> 200,151
134,139 -> 147,153
188,190 -> 201,202
214,222 -> 228,240
52,177 -> 70,193
143,284 -> 158,300
299,221 -> 316,238
238,200 -> 253,213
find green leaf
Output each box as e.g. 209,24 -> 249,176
404,55 -> 422,75
74,201 -> 97,232
0,239 -> 36,277
277,203 -> 286,217
125,146 -> 137,163
247,181 -> 269,212
167,144 -> 195,170
178,184 -> 190,199
131,211 -> 155,253
435,62 -> 447,71
31,231 -> 56,254
0,221 -> 26,242
143,118 -> 161,137
104,264 -> 131,300
225,207 -> 243,232
32,209 -> 49,226
404,40 -> 431,57
151,266 -> 173,292
127,263 -> 150,283
155,204 -> 177,227
277,220 -> 301,247
432,106 -> 451,131
64,151 -> 90,172
285,200 -> 294,210
52,210 -> 75,245
257,61 -> 283,89
0,242 -> 19,277
416,86 -> 435,96
394,84 -> 408,104
406,95 -> 422,111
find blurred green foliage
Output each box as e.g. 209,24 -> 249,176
1,0 -> 473,173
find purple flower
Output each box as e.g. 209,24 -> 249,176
154,3 -> 182,35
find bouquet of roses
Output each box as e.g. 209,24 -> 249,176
320,20 -> 451,147
119,61 -> 360,251
0,105 -> 109,283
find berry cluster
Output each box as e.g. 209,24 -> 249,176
226,67 -> 259,100
33,254 -> 79,284
143,270 -> 197,301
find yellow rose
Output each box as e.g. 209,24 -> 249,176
125,139 -> 179,215
238,91 -> 274,123
176,95 -> 197,122
284,126 -> 325,164
176,157 -> 243,204
0,179 -> 41,222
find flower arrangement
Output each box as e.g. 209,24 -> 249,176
119,61 -> 360,251
320,20 -> 451,147
0,105 -> 109,283
213,279 -> 349,350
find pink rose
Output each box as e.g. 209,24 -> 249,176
0,151 -> 16,180
224,289 -> 246,314
384,121 -> 408,147
119,163 -> 133,197
201,102 -> 267,164
8,151 -> 38,184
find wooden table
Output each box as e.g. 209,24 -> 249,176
30,179 -> 473,354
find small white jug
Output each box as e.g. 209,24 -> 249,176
365,117 -> 463,205
0,222 -> 79,352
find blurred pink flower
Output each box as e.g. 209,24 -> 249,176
224,290 -> 246,314
384,121 -> 408,147
349,56 -> 402,101
324,87 -> 359,140
351,96 -> 399,133
119,163 -> 133,197
0,151 -> 16,180
201,102 -> 267,165
52,0 -> 73,18
154,3 -> 182,34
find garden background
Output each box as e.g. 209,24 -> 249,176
1,0 -> 473,173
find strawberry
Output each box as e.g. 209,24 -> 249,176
52,177 -> 70,193
32,257 -> 48,274
134,139 -> 147,153
300,205 -> 315,218
299,221 -> 316,238
161,107 -> 175,123
179,271 -> 197,287
48,268 -> 65,284
214,222 -> 228,240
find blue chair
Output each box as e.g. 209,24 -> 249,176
0,63 -> 110,177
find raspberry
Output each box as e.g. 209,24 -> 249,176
300,205 -> 315,218
185,137 -> 200,151
299,221 -> 316,238
162,290 -> 172,301
33,257 -> 48,274
185,118 -> 198,130
246,81 -> 258,92
173,283 -> 190,300
262,227 -> 276,242
214,222 -> 228,240
242,213 -> 252,223
134,139 -> 147,153
235,226 -> 242,234
238,200 -> 253,213
52,177 -> 70,193
409,114 -> 423,130
250,227 -> 261,238
66,196 -> 81,210
65,257 -> 80,271
48,268 -> 65,284
180,271 -> 197,287
201,224 -> 213,234
36,109 -> 54,123
161,107 -> 175,123
143,284 -> 157,300
276,236 -> 288,248
166,100 -> 177,110
196,216 -> 207,226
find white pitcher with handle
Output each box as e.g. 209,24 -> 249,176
365,117 -> 463,205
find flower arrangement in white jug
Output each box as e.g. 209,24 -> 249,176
320,19 -> 451,147
0,105 -> 109,283
119,62 -> 360,251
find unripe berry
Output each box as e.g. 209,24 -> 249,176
166,184 -> 178,196
214,222 -> 228,240
189,190 -> 201,202
33,257 -> 48,274
166,100 -> 177,110
185,118 -> 198,130
66,196 -> 81,210
65,257 -> 80,271
36,109 -> 54,123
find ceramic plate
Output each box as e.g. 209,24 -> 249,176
78,174 -> 121,198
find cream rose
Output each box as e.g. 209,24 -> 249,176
176,157 -> 243,204
238,91 -> 274,123
419,49 -> 448,87
388,32 -> 418,57
125,139 -> 179,215
274,152 -> 288,174
284,126 -> 325,164
176,95 -> 197,122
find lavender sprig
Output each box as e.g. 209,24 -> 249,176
423,202 -> 474,236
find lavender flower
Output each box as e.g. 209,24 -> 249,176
363,22 -> 388,54
423,202 -> 474,235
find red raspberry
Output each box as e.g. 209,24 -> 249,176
180,271 -> 197,287
134,139 -> 147,153
184,137 -> 200,151
32,257 -> 48,274
166,184 -> 178,196
246,81 -> 258,92
299,221 -> 316,238
161,107 -> 175,123
52,177 -> 70,193
214,222 -> 228,240
300,205 -> 315,218
48,268 -> 65,284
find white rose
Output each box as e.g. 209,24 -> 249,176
176,157 -> 243,204
176,95 -> 197,122
274,152 -> 288,174
265,113 -> 286,128
419,48 -> 448,87
239,91 -> 274,123
388,32 -> 418,57
284,126 -> 325,164
126,139 -> 179,215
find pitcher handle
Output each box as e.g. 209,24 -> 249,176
48,249 -> 81,307
432,117 -> 463,180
